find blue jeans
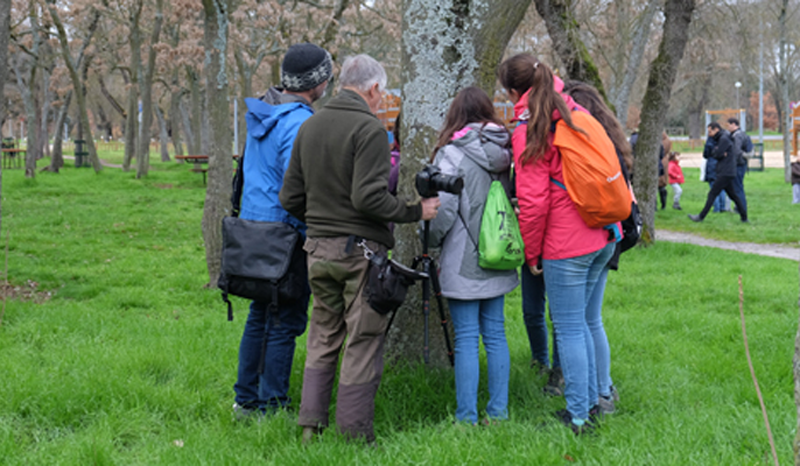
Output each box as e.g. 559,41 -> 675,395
234,294 -> 310,412
544,243 -> 614,421
588,267 -> 613,398
521,266 -> 560,369
709,181 -> 728,212
734,164 -> 748,213
449,295 -> 510,424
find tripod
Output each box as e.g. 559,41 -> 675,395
411,220 -> 454,366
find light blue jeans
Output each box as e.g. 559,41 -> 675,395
544,243 -> 614,421
588,266 -> 613,399
448,295 -> 510,424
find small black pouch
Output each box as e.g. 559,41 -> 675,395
359,241 -> 427,315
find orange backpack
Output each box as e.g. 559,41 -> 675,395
552,111 -> 632,228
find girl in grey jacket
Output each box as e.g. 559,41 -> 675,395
426,86 -> 519,425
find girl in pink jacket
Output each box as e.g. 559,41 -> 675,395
498,53 -> 617,435
668,152 -> 685,210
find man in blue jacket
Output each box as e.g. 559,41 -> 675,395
232,43 -> 333,419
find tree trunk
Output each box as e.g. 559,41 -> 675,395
155,106 -> 171,162
0,0 -> 10,232
612,0 -> 659,128
778,0 -> 791,183
136,0 -> 164,178
169,73 -> 184,156
12,54 -> 39,178
124,4 -> 143,172
187,67 -> 203,155
632,0 -> 695,245
533,0 -> 609,102
391,0 -> 532,366
201,0 -> 233,287
48,91 -> 72,173
179,96 -> 194,158
41,67 -> 52,159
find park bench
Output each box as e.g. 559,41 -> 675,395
175,155 -> 210,184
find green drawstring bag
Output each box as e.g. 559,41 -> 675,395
478,180 -> 525,270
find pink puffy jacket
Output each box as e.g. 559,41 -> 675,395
512,80 -> 614,265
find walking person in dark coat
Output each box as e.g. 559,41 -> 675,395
688,122 -> 748,223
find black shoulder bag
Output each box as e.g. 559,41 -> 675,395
217,148 -> 306,320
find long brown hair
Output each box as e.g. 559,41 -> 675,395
562,80 -> 634,173
431,86 -> 504,162
497,54 -> 581,165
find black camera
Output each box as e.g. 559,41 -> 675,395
415,165 -> 464,198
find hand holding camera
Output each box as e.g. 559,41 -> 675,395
420,197 -> 441,220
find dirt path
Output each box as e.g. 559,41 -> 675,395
657,229 -> 800,262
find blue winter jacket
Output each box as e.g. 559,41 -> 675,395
240,97 -> 312,234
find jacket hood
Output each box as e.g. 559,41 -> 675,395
450,122 -> 511,173
244,97 -> 309,140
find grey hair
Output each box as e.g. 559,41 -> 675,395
337,54 -> 387,93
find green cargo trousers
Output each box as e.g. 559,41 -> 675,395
297,236 -> 389,443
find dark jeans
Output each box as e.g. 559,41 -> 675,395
699,175 -> 747,221
521,265 -> 560,369
734,163 -> 748,213
234,291 -> 310,412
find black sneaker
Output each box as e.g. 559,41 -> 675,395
553,409 -> 594,436
543,367 -> 565,397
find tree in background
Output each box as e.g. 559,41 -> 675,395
632,0 -> 695,245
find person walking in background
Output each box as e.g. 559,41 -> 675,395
792,158 -> 800,204
703,131 -> 729,212
232,43 -> 333,420
280,54 -> 439,443
689,122 -> 748,223
498,54 -> 618,435
426,86 -> 518,426
727,118 -> 750,214
668,152 -> 684,210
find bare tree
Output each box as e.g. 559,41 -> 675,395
47,1 -> 104,172
122,0 -> 142,171
390,0 -> 532,365
0,0 -> 11,232
200,0 -> 233,286
135,0 -> 164,179
632,0 -> 695,245
533,0 -> 609,101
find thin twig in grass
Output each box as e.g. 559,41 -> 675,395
739,275 -> 779,466
0,233 -> 7,327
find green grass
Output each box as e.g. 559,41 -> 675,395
657,167 -> 800,244
0,159 -> 797,464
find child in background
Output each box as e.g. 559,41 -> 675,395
791,158 -> 800,204
668,152 -> 685,210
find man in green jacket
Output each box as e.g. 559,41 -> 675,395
280,54 -> 439,443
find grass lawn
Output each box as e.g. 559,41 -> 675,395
0,159 -> 797,464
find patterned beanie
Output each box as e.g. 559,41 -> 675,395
281,43 -> 333,92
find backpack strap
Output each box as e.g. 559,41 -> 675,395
231,145 -> 245,218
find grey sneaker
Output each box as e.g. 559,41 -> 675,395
232,402 -> 263,422
543,367 -> 565,397
530,360 -> 549,377
597,385 -> 619,414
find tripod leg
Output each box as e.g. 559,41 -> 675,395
428,258 -> 454,367
421,265 -> 431,365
